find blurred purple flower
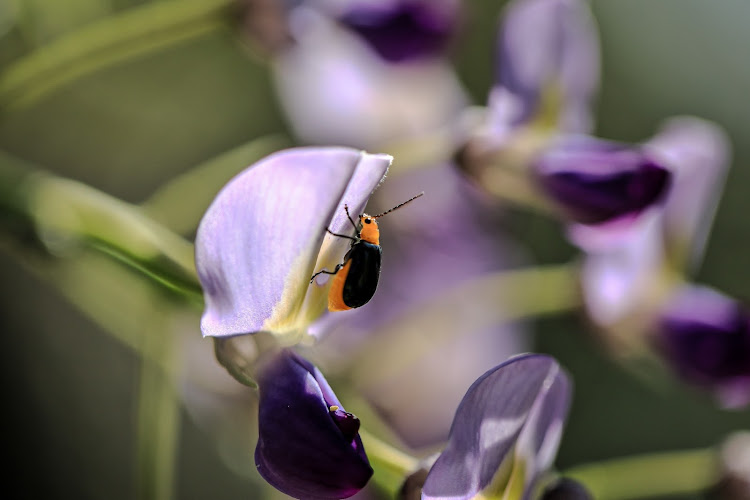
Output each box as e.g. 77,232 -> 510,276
574,118 -> 730,332
533,136 -> 671,226
310,164 -> 529,449
272,5 -> 467,148
195,147 -> 390,341
255,349 -> 373,498
489,0 -> 599,136
338,0 -> 460,63
656,285 -> 750,408
422,354 -> 571,499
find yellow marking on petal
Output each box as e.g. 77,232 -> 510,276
261,231 -> 328,344
329,405 -> 339,412
529,83 -> 563,132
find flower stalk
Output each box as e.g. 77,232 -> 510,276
565,447 -> 720,500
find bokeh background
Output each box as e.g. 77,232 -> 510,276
1,0 -> 749,499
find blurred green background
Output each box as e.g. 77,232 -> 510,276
1,0 -> 749,498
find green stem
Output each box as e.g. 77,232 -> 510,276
0,151 -> 203,302
0,0 -> 235,110
350,263 -> 581,386
135,324 -> 180,500
565,448 -> 720,500
358,428 -> 420,497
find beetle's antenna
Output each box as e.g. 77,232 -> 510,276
372,192 -> 424,219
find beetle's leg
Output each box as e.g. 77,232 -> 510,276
343,204 -> 358,230
310,262 -> 344,283
326,228 -> 357,242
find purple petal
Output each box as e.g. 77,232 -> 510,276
195,147 -> 390,339
339,0 -> 459,62
644,116 -> 731,271
493,0 -> 600,132
533,136 -> 671,226
656,285 -> 750,407
255,349 -> 373,498
422,354 -> 571,499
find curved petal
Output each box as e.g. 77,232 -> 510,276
195,147 -> 390,340
644,116 -> 731,271
578,212 -> 666,328
493,0 -> 600,133
422,354 -> 571,500
255,349 -> 373,499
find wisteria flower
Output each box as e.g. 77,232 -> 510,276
576,118 -> 729,332
271,3 -> 467,149
488,0 -> 599,140
255,348 -> 373,498
195,147 -> 391,342
655,285 -> 750,408
421,354 -> 571,500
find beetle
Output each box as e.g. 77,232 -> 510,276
310,192 -> 424,311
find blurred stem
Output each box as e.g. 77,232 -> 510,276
0,0 -> 236,110
565,447 -> 720,500
0,151 -> 203,303
359,428 -> 420,497
135,319 -> 180,500
351,263 -> 581,386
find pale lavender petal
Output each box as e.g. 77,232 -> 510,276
644,116 -> 731,271
422,354 -> 571,499
195,147 -> 390,339
578,212 -> 666,328
493,0 -> 600,132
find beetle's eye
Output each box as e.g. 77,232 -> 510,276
364,218 -> 371,224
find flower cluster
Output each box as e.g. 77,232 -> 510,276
193,0 -> 747,497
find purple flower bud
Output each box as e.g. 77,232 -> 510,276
657,286 -> 750,408
422,354 -> 571,499
541,478 -> 593,500
339,1 -> 459,63
255,349 -> 373,498
533,136 -> 671,226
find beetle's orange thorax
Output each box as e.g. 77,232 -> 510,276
358,215 -> 380,245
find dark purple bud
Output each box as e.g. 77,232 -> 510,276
255,349 -> 373,499
541,478 -> 594,500
533,136 -> 671,225
339,1 -> 458,62
656,286 -> 750,407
